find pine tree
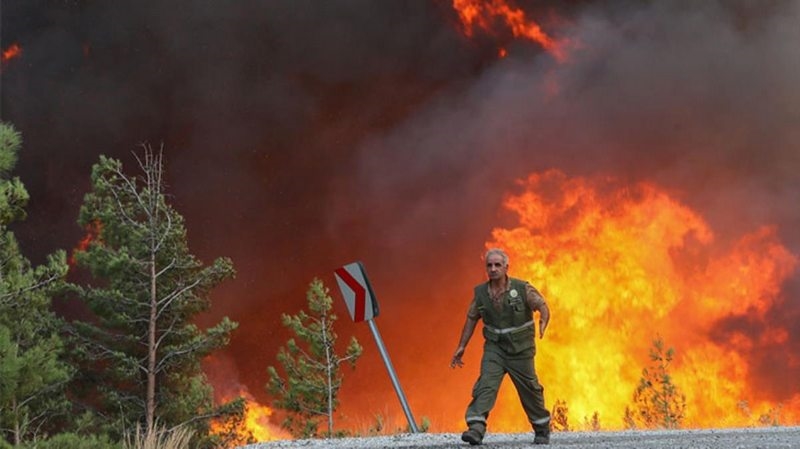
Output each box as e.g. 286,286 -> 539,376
622,406 -> 636,430
69,145 -> 242,445
0,122 -> 71,445
630,336 -> 686,429
266,278 -> 363,438
585,411 -> 600,431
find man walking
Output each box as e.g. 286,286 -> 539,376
451,248 -> 551,445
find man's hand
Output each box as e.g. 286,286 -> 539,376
539,318 -> 548,339
450,346 -> 466,368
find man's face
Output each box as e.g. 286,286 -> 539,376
485,254 -> 508,281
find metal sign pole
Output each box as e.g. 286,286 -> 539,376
334,261 -> 418,433
367,318 -> 419,433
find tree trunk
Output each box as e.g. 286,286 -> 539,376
12,396 -> 20,447
322,316 -> 334,436
146,255 -> 157,434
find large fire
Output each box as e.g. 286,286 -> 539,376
439,1 -> 799,431
480,169 -> 798,430
229,164 -> 800,437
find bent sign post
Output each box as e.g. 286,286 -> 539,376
334,261 -> 419,433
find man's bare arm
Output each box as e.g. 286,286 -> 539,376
536,301 -> 550,338
451,315 -> 478,368
526,283 -> 550,339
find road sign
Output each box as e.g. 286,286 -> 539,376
333,261 -> 418,433
333,261 -> 379,322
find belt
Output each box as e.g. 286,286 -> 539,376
484,320 -> 533,335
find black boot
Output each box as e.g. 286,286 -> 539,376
461,428 -> 483,445
533,424 -> 550,445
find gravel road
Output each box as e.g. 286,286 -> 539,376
240,426 -> 800,449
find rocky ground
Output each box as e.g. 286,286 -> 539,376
240,426 -> 800,449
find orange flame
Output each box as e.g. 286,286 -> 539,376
241,398 -> 289,442
204,354 -> 290,442
69,220 -> 103,267
211,389 -> 291,443
2,43 -> 22,62
452,0 -> 569,61
482,170 -> 799,430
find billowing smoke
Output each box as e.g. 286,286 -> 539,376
4,0 -> 799,432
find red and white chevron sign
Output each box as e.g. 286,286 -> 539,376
334,261 -> 379,322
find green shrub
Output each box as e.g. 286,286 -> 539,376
20,433 -> 121,449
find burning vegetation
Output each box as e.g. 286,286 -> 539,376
226,169 -> 799,438
4,0 -> 800,444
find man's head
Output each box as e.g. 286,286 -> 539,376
484,248 -> 509,282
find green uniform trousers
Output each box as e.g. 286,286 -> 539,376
464,344 -> 550,436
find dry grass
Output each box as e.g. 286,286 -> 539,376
123,424 -> 195,449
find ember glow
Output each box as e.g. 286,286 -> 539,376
2,43 -> 22,62
1,43 -> 22,73
452,0 -> 569,61
481,170 -> 799,430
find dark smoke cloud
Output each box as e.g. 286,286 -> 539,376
3,0 -> 799,429
2,0 -> 483,297
2,0 -> 497,420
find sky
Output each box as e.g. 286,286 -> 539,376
2,0 -> 799,433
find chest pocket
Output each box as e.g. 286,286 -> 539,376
507,286 -> 530,322
508,294 -> 524,312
